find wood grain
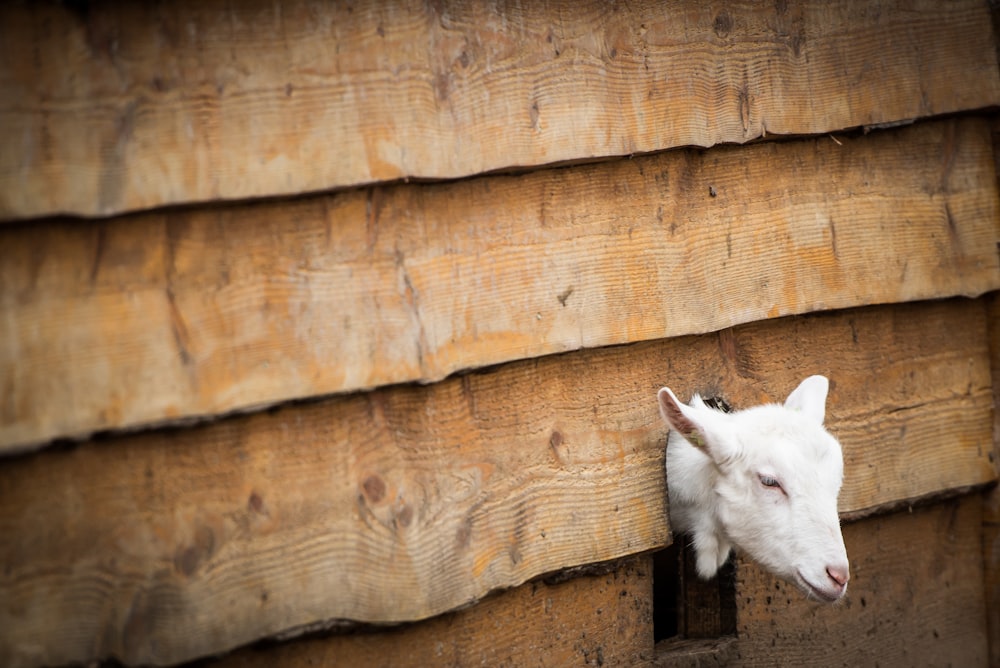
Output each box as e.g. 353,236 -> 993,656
207,556 -> 654,668
0,299 -> 994,666
732,495 -> 989,667
984,115 -> 1000,667
4,117 -> 999,452
655,637 -> 737,668
1,0 -> 998,218
984,292 -> 1000,668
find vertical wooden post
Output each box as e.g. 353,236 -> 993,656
983,292 -> 1000,667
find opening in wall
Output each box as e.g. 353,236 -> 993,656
652,541 -> 681,641
652,540 -> 737,643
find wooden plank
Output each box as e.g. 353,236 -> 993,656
4,118 -> 999,453
984,114 -> 1000,668
731,495 -> 989,667
0,299 -> 994,666
984,292 -> 1000,668
655,637 -> 737,668
206,556 -> 653,668
1,0 -> 998,219
677,546 -> 736,640
738,299 -> 997,520
0,366 -> 671,665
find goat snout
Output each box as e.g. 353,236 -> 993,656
826,564 -> 850,590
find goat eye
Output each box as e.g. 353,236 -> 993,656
759,474 -> 783,490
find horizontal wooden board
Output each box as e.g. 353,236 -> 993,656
208,556 -> 653,668
3,118 -> 999,452
732,495 -> 989,666
1,0 -> 998,218
655,637 -> 737,668
0,299 -> 994,666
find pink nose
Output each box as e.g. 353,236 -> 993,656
826,565 -> 850,588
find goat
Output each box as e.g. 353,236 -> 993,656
657,375 -> 850,603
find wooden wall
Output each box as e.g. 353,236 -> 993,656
1,1 -> 999,667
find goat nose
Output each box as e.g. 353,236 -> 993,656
826,565 -> 850,588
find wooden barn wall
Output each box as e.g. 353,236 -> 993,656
3,117 -> 999,454
983,117 -> 1000,668
732,495 -> 990,667
1,0 -> 997,219
213,557 -> 656,668
1,298 -> 995,667
984,117 -> 1000,668
202,496 -> 989,668
1,1 -> 1000,667
981,293 -> 1000,668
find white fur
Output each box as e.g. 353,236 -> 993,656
657,375 -> 850,603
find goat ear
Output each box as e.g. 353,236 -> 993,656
658,387 -> 703,444
658,387 -> 736,461
783,375 -> 829,424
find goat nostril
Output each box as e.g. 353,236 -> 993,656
826,566 -> 849,587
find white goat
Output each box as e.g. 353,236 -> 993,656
657,375 -> 850,603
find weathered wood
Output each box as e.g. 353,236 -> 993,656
677,546 -> 736,640
984,292 -> 1000,668
732,495 -> 989,667
4,118 -> 999,453
208,556 -> 653,668
655,637 -> 737,668
984,115 -> 1000,668
1,0 -> 998,219
0,299 -> 994,666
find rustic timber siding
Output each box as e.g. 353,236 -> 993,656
1,298 -> 994,665
3,118 -> 999,452
1,1 -> 999,667
733,496 -> 991,666
986,294 -> 1000,668
2,0 -> 997,219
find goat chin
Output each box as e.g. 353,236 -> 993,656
795,570 -> 847,603
658,375 -> 850,605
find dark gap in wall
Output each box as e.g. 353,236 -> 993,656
652,541 -> 681,641
652,540 -> 737,643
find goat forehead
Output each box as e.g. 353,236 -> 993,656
736,407 -> 840,458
